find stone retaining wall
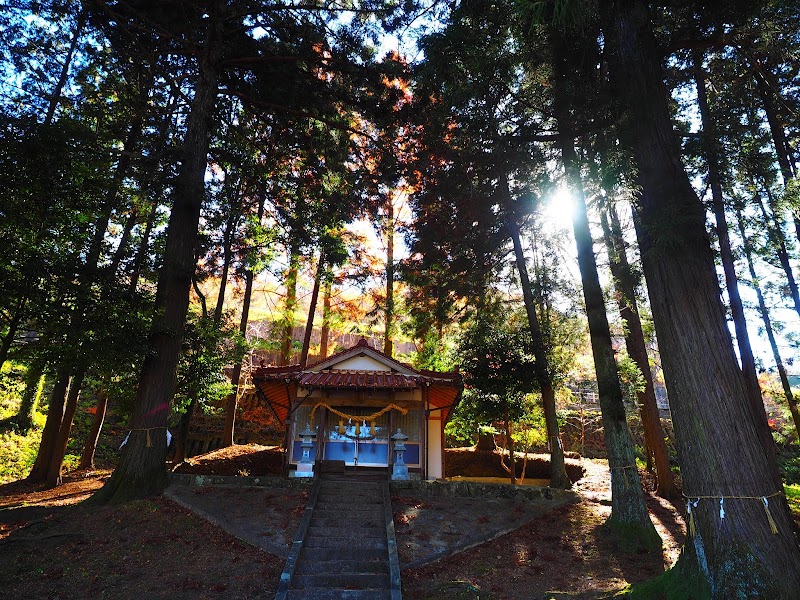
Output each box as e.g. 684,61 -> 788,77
168,473 -> 574,504
167,473 -> 314,489
390,479 -> 573,502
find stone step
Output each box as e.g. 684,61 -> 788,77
318,481 -> 382,489
310,515 -> 384,528
312,510 -> 384,522
293,573 -> 390,590
302,536 -> 387,550
316,493 -> 382,503
286,589 -> 390,600
299,547 -> 387,562
314,499 -> 383,513
305,526 -> 385,540
294,559 -> 389,575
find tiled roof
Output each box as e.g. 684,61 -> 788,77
298,370 -> 421,389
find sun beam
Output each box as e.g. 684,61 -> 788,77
543,184 -> 576,231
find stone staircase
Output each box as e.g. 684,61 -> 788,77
276,475 -> 401,600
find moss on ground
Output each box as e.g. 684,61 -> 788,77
603,517 -> 663,554
612,558 -> 711,600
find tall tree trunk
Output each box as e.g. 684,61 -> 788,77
46,369 -> 85,487
551,30 -> 656,535
129,201 -> 159,295
566,170 -> 656,535
319,275 -> 333,360
27,367 -> 70,482
504,412 -> 516,485
755,71 -> 796,185
737,209 -> 800,439
694,50 -> 765,421
280,243 -> 300,365
222,197 -> 265,447
110,209 -> 139,275
15,358 -> 46,432
92,3 -> 225,504
44,10 -> 85,126
502,180 -> 570,490
600,203 -> 677,499
173,396 -> 198,465
754,191 -> 800,321
751,72 -> 800,253
213,208 -> 239,325
300,255 -> 324,367
603,1 -> 800,595
384,198 -> 395,357
80,380 -> 110,469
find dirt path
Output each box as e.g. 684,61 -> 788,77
0,452 -> 685,600
401,459 -> 685,600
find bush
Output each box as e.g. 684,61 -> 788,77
0,427 -> 41,483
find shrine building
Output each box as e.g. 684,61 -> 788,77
253,338 -> 463,479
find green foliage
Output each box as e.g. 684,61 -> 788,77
0,427 -> 42,484
511,397 -> 548,451
444,411 -> 479,447
410,330 -> 458,372
173,310 -> 237,418
0,363 -> 26,419
0,362 -> 44,483
458,310 -> 537,416
616,349 -> 646,409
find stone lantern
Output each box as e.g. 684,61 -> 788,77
391,428 -> 410,480
293,423 -> 316,478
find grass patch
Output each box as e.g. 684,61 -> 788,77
785,483 -> 800,519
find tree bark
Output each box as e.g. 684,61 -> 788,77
46,369 -> 85,487
737,209 -> 800,439
600,203 -> 677,499
319,274 -> 333,360
280,243 -> 300,365
92,3 -> 225,504
27,367 -> 70,482
80,381 -> 109,470
502,180 -> 571,490
603,1 -> 800,595
15,359 -> 46,432
300,255 -> 324,367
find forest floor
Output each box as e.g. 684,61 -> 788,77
0,445 -> 691,600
